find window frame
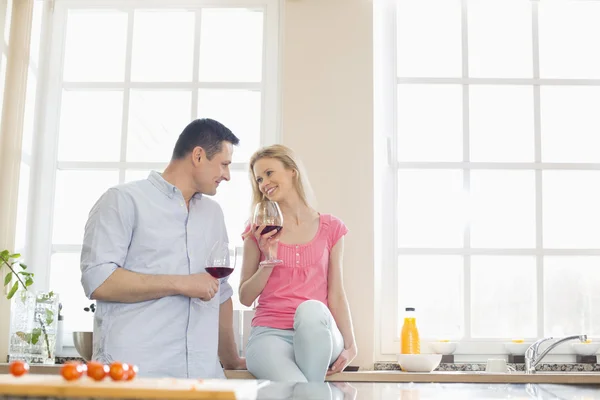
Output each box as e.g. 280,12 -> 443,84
25,0 -> 281,352
375,0 -> 600,361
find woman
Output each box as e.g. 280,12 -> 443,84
239,144 -> 357,382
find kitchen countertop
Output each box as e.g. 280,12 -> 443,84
228,369 -> 600,384
0,378 -> 599,399
1,364 -> 599,384
256,382 -> 600,399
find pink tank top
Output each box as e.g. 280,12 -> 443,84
242,213 -> 348,330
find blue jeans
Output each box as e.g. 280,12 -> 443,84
246,300 -> 345,382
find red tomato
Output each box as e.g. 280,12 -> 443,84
125,364 -> 138,381
9,360 -> 30,377
109,362 -> 129,381
86,361 -> 109,381
61,363 -> 85,381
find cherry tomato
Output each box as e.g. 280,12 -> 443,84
61,362 -> 85,381
109,362 -> 129,381
9,360 -> 30,377
86,361 -> 109,381
125,364 -> 138,381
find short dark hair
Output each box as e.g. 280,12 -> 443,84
171,118 -> 240,160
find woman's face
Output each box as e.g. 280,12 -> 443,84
253,157 -> 296,202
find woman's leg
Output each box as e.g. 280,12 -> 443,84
246,326 -> 308,382
292,300 -> 344,382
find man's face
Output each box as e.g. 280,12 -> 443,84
193,141 -> 233,196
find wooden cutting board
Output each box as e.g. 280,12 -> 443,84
0,374 -> 263,399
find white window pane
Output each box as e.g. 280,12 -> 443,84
29,0 -> 44,67
543,171 -> 600,249
471,256 -> 536,338
470,170 -> 535,249
540,86 -> 600,163
57,90 -> 123,162
50,253 -> 92,333
22,69 -> 37,156
125,169 -> 155,183
469,85 -> 534,162
199,9 -> 263,83
539,1 -> 600,79
467,0 -> 532,78
545,256 -> 600,337
198,90 -> 261,163
63,10 -> 127,82
396,0 -> 462,78
52,170 -> 119,245
0,55 -> 5,115
398,170 -> 465,248
15,162 -> 30,251
126,90 -> 192,162
397,256 -> 463,339
4,0 -> 11,42
212,171 -> 252,245
131,10 -> 194,82
397,84 -> 462,162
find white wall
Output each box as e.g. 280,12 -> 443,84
280,0 -> 375,368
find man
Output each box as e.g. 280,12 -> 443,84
80,118 -> 245,378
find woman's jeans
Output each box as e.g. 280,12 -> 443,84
246,300 -> 344,382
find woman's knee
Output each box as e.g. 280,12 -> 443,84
294,300 -> 331,329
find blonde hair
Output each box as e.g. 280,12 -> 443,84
248,144 -> 317,216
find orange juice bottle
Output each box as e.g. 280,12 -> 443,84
401,307 -> 420,354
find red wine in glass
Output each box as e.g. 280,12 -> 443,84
261,225 -> 283,235
205,241 -> 236,278
253,201 -> 284,266
205,266 -> 234,278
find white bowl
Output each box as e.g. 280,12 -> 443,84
504,342 -> 530,355
430,342 -> 457,355
397,354 -> 442,372
571,342 -> 600,356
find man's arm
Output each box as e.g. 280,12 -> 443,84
218,298 -> 245,369
92,268 -> 181,302
92,268 -> 218,303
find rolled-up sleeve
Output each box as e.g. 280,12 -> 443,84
219,280 -> 233,304
80,188 -> 134,299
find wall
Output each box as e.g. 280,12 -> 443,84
280,0 -> 375,368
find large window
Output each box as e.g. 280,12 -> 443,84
25,0 -> 279,350
376,0 -> 600,357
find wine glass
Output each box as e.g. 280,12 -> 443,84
205,241 -> 237,279
253,200 -> 284,266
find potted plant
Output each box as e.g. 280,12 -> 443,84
1,250 -> 59,364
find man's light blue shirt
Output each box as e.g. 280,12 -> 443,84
80,171 -> 233,379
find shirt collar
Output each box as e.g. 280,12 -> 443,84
147,171 -> 203,200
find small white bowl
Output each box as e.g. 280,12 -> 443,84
397,354 -> 442,372
504,342 -> 530,355
571,342 -> 600,356
430,341 -> 457,355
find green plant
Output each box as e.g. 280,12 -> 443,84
2,249 -> 54,360
1,250 -> 33,299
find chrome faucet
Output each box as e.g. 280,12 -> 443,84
524,334 -> 587,374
